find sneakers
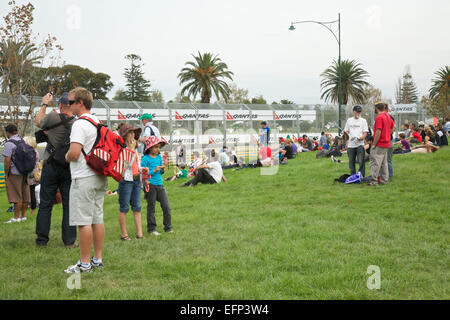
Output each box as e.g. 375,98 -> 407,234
90,258 -> 104,269
5,218 -> 20,224
166,229 -> 174,234
331,155 -> 341,163
20,217 -> 27,222
64,260 -> 93,274
149,231 -> 161,236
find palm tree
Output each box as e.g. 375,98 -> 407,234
0,40 -> 42,95
178,52 -> 234,103
320,59 -> 370,105
429,66 -> 450,105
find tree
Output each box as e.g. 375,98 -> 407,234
0,1 -> 63,135
178,52 -> 234,103
400,66 -> 419,103
226,83 -> 249,104
251,95 -> 267,104
361,84 -> 382,105
320,59 -> 370,105
123,54 -> 151,101
428,66 -> 449,118
37,64 -> 113,99
150,89 -> 164,103
113,88 -> 128,101
280,99 -> 294,104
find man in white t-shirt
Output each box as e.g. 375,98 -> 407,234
180,150 -> 227,186
64,87 -> 108,274
344,105 -> 369,177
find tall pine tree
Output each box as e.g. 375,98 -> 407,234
400,66 -> 419,103
123,54 -> 151,101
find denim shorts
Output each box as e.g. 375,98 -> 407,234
118,179 -> 142,213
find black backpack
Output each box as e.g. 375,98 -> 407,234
9,139 -> 37,175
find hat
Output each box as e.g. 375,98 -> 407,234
58,92 -> 69,105
144,136 -> 168,153
4,124 -> 18,133
118,123 -> 142,140
139,113 -> 153,121
353,105 -> 362,112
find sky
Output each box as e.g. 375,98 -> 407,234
2,0 -> 449,104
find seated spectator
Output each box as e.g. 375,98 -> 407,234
166,164 -> 188,182
444,117 -> 450,135
259,146 -> 273,167
289,139 -> 298,157
284,140 -> 294,159
402,123 -> 411,138
394,133 -> 411,154
423,127 -> 436,145
219,146 -> 230,167
411,142 -> 440,154
180,150 -> 227,186
434,123 -> 448,146
301,135 -> 314,152
418,124 -> 426,142
407,125 -> 422,144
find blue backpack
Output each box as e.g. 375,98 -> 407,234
345,172 -> 362,184
9,139 -> 37,175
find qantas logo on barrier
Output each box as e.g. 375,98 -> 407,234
174,111 -> 210,120
118,111 -> 155,120
226,111 -> 257,120
273,112 -> 300,120
208,136 -> 215,144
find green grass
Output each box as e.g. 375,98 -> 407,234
0,147 -> 449,299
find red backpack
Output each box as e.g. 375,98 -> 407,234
80,116 -> 132,182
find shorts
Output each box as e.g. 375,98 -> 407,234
118,178 -> 141,213
69,175 -> 108,226
6,174 -> 30,204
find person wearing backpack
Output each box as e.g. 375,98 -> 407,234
3,124 -> 34,223
64,87 -> 108,274
34,92 -> 77,248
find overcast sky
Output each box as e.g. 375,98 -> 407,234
2,0 -> 449,104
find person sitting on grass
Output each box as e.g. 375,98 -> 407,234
141,136 -> 173,236
393,133 -> 411,154
284,140 -> 294,159
166,164 -> 188,182
301,135 -> 314,152
411,142 -> 440,154
180,150 -> 227,187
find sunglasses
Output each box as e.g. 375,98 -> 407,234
68,100 -> 78,105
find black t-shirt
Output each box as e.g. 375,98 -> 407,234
285,145 -> 293,159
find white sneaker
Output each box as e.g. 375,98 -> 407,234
149,231 -> 161,236
20,217 -> 27,221
5,218 -> 19,224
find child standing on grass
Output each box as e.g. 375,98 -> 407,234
141,136 -> 173,236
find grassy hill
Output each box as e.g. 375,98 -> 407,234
0,147 -> 449,299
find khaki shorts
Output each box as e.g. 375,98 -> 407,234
69,175 -> 108,226
6,174 -> 30,204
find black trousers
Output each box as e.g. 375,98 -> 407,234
145,185 -> 172,232
185,168 -> 216,186
30,184 -> 37,210
35,160 -> 76,246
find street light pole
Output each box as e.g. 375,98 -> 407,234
289,13 -> 342,135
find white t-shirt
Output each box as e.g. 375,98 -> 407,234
143,122 -> 161,139
70,113 -> 100,179
206,161 -> 223,183
344,117 -> 369,148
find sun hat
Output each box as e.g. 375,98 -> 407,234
118,123 -> 142,140
144,135 -> 168,153
138,113 -> 153,121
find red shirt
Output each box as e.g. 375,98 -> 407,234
412,131 -> 422,143
374,113 -> 394,148
259,146 -> 272,160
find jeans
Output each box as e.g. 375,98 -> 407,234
347,146 -> 366,177
118,179 -> 141,213
35,160 -> 76,246
184,168 -> 216,186
387,141 -> 394,178
145,185 -> 172,232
